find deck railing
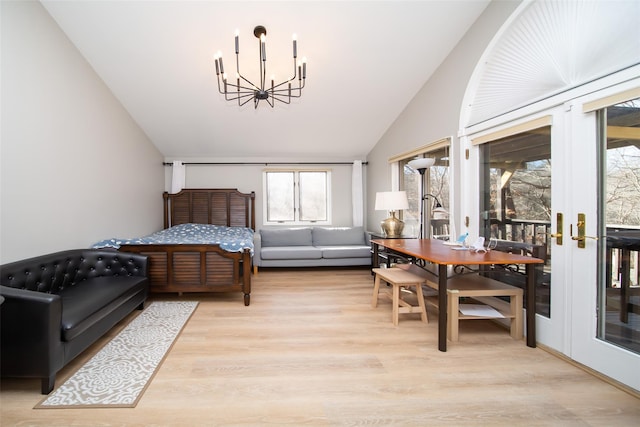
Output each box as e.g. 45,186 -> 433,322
606,228 -> 640,324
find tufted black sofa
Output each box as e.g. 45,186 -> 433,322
0,249 -> 149,394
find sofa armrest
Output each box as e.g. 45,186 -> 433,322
253,232 -> 263,266
0,286 -> 64,377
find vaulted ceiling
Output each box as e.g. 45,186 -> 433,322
41,0 -> 490,160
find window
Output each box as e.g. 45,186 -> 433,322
263,170 -> 331,225
478,127 -> 551,244
397,145 -> 450,238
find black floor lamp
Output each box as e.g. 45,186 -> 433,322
408,157 -> 435,239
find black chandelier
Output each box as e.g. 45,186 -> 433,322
213,25 -> 307,108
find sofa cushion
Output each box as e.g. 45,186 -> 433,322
260,228 -> 313,247
317,246 -> 371,259
261,246 -> 322,260
312,227 -> 366,246
59,276 -> 147,341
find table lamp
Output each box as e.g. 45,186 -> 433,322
375,191 -> 409,237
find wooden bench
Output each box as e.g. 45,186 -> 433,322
440,275 -> 523,341
394,263 -> 523,342
371,268 -> 428,326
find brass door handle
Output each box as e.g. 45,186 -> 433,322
571,235 -> 598,241
571,213 -> 598,248
549,213 -> 563,245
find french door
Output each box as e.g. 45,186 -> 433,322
474,83 -> 640,392
567,87 -> 640,391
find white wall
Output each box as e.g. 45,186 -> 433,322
0,1 -> 164,264
365,0 -> 520,233
164,157 -> 362,228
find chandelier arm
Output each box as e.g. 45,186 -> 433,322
223,89 -> 258,102
234,52 -> 259,91
272,86 -> 293,93
237,74 -> 259,91
279,56 -> 301,88
222,89 -> 256,104
261,60 -> 267,91
271,80 -> 292,91
271,94 -> 292,105
215,76 -> 227,95
259,38 -> 267,91
279,92 -> 301,99
227,78 -> 261,93
222,83 -> 259,96
275,75 -> 305,91
240,95 -> 256,107
272,67 -> 302,86
272,86 -> 301,96
228,92 -> 261,99
270,75 -> 304,96
282,57 -> 297,83
273,81 -> 303,98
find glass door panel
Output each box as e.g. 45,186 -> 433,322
597,97 -> 640,355
479,128 -> 552,317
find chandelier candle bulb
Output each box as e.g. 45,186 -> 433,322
293,34 -> 297,57
219,56 -> 224,74
235,30 -> 239,54
214,57 -> 219,75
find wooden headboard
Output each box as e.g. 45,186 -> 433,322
163,188 -> 256,230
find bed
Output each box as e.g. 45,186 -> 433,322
93,189 -> 255,305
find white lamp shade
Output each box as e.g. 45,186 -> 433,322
375,191 -> 409,211
408,157 -> 435,171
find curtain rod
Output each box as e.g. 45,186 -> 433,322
163,161 -> 368,166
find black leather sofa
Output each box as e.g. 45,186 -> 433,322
0,249 -> 149,394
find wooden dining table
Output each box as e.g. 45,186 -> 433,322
371,238 -> 545,352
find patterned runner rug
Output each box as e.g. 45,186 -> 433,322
36,301 -> 198,408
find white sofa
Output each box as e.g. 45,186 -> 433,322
253,227 -> 371,271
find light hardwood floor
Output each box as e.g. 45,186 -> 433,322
2,268 -> 639,426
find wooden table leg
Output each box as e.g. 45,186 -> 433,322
438,264 -> 447,352
526,263 -> 536,348
372,243 -> 380,269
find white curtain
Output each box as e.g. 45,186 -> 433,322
351,160 -> 364,226
171,161 -> 185,193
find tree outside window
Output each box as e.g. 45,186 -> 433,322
264,170 -> 331,224
401,146 -> 450,238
